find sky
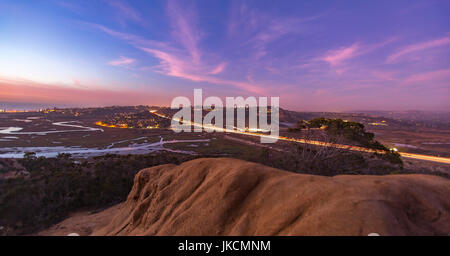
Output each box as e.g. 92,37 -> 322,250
0,0 -> 449,111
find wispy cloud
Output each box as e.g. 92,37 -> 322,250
387,36 -> 450,63
105,0 -> 142,25
320,38 -> 397,67
208,62 -> 227,75
228,3 -> 323,61
90,1 -> 266,94
167,0 -> 202,63
320,43 -> 360,66
55,0 -> 84,15
108,56 -> 136,67
93,24 -> 264,93
89,23 -> 168,49
404,68 -> 450,84
139,48 -> 263,94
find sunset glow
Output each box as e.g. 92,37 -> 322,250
0,0 -> 449,110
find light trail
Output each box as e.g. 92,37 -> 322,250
154,111 -> 450,165
398,152 -> 450,164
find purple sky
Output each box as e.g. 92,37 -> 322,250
0,0 -> 449,111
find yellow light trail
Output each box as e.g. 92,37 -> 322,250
154,111 -> 450,165
398,152 -> 450,164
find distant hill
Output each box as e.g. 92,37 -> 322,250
353,110 -> 450,122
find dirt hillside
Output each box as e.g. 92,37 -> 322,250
36,204 -> 122,236
92,158 -> 450,236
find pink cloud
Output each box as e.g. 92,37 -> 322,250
140,48 -> 264,94
404,68 -> 450,84
208,62 -> 227,75
167,0 -> 202,63
91,1 -> 272,95
320,38 -> 397,68
321,43 -> 360,66
387,36 -> 450,63
140,48 -> 189,77
93,22 -> 264,94
108,56 -> 136,67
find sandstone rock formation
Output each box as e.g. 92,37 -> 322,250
93,158 -> 450,236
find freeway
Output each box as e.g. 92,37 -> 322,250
153,111 -> 450,165
278,135 -> 450,164
398,152 -> 450,164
